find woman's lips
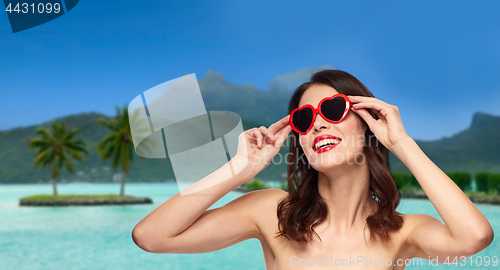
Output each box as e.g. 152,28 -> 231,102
312,134 -> 342,153
315,143 -> 339,153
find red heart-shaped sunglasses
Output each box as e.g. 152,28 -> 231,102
289,94 -> 352,135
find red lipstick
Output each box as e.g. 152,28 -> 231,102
312,134 -> 342,153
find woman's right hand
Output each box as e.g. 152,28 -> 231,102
236,115 -> 292,177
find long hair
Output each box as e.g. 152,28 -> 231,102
276,70 -> 403,243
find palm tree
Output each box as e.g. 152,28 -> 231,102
97,106 -> 135,196
29,121 -> 88,195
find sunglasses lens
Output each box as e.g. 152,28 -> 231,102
292,107 -> 314,133
321,96 -> 347,122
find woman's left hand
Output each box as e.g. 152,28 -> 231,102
348,95 -> 410,151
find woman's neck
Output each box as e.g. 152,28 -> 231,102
317,161 -> 377,236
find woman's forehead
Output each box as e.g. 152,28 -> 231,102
298,84 -> 339,107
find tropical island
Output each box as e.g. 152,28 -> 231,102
19,106 -> 152,206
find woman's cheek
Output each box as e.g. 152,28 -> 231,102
299,135 -> 311,153
343,136 -> 366,165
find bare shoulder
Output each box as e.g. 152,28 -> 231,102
228,188 -> 288,226
230,188 -> 288,210
246,188 -> 288,201
397,212 -> 442,232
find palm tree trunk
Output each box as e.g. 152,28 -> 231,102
52,178 -> 58,195
120,171 -> 126,196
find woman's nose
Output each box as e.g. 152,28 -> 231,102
312,113 -> 331,132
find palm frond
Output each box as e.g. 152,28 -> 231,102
41,150 -> 55,167
62,146 -> 85,163
100,144 -> 115,162
65,157 -> 75,173
96,133 -> 116,153
53,121 -> 66,140
61,127 -> 80,142
66,145 -> 88,157
65,140 -> 88,155
33,148 -> 52,168
34,146 -> 50,156
98,118 -> 119,131
35,127 -> 54,140
29,137 -> 50,149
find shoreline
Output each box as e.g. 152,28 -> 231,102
19,195 -> 153,206
234,187 -> 500,206
0,181 -> 177,185
401,190 -> 500,205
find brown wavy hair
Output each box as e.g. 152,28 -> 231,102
276,69 -> 403,243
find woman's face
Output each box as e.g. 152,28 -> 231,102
297,84 -> 367,172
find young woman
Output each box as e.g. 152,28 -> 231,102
132,70 -> 493,269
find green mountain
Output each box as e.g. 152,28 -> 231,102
199,70 -> 290,127
389,112 -> 500,174
1,69 -> 499,184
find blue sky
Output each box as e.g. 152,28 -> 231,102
1,0 -> 499,140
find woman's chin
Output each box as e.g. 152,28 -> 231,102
308,157 -> 345,171
307,151 -> 365,171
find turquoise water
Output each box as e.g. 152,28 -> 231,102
1,183 -> 499,270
